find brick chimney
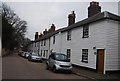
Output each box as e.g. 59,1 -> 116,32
49,24 -> 55,32
35,32 -> 39,40
43,29 -> 48,35
88,1 -> 101,17
68,11 -> 76,26
39,33 -> 43,38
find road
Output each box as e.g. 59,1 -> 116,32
2,53 -> 87,79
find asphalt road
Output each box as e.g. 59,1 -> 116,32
2,53 -> 87,79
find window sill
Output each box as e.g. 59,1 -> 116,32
82,36 -> 89,38
67,39 -> 71,41
81,60 -> 88,63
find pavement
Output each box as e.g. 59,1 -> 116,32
42,59 -> 119,80
72,65 -> 119,81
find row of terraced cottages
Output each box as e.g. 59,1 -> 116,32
27,2 -> 120,74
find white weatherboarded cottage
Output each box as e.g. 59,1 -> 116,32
27,2 -> 120,74
58,11 -> 120,74
28,11 -> 120,74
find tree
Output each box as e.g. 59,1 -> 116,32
2,3 -> 28,51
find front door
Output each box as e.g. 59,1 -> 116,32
97,49 -> 105,73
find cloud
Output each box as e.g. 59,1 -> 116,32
5,2 -> 119,40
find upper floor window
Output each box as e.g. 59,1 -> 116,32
37,42 -> 40,47
67,30 -> 71,41
83,24 -> 89,38
82,49 -> 88,63
53,35 -> 55,44
41,40 -> 43,46
44,40 -> 46,46
35,43 -> 36,47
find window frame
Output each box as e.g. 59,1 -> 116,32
41,50 -> 42,57
43,50 -> 46,57
83,24 -> 89,38
67,49 -> 71,59
82,49 -> 88,63
35,43 -> 36,47
44,40 -> 46,46
41,40 -> 43,46
37,42 -> 40,47
53,35 -> 55,44
67,30 -> 71,41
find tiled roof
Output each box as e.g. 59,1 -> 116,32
33,11 -> 120,43
61,11 -> 120,32
34,27 -> 66,42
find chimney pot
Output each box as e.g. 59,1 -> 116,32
68,11 -> 76,26
43,29 -> 49,35
39,33 -> 43,38
88,1 -> 101,17
35,32 -> 39,40
49,24 -> 55,32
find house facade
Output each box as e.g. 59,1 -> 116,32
27,2 -> 120,74
60,13 -> 120,74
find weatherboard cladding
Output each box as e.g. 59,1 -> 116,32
61,11 -> 120,32
34,11 -> 120,42
34,27 -> 66,42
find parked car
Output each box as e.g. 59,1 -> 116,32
46,52 -> 72,73
28,52 -> 42,62
21,52 -> 26,57
24,52 -> 30,58
18,51 -> 24,56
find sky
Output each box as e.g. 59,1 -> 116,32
0,0 -> 120,40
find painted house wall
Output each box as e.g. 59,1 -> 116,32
105,19 -> 120,71
27,44 -> 32,52
61,20 -> 107,69
40,39 -> 50,59
29,44 -> 33,52
27,16 -> 119,72
32,43 -> 36,53
50,32 -> 62,53
34,42 -> 39,54
37,41 -> 40,55
118,2 -> 120,71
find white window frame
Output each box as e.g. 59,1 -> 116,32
53,35 -> 55,44
83,24 -> 89,38
44,40 -> 46,46
82,49 -> 88,63
67,49 -> 71,59
67,30 -> 71,41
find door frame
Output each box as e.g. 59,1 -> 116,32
96,49 -> 105,74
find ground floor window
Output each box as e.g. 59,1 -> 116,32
43,50 -> 46,57
67,49 -> 71,60
82,49 -> 88,63
41,50 -> 42,57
